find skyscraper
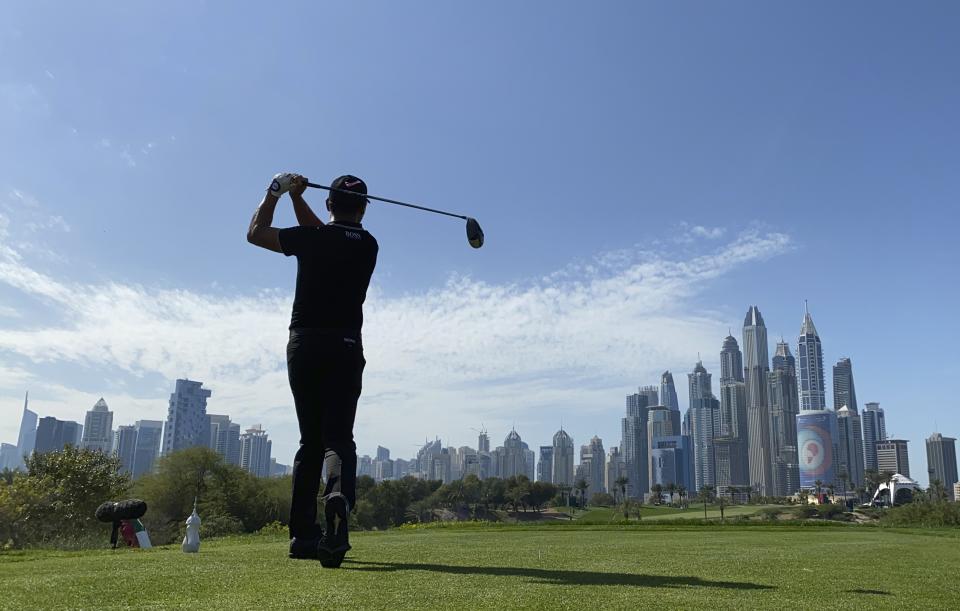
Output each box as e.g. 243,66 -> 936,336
114,425 -> 137,475
743,305 -> 773,496
647,405 -> 681,489
926,433 -> 958,500
862,403 -> 887,472
240,425 -> 273,478
638,386 -> 659,406
876,439 -> 910,477
797,410 -> 839,490
622,392 -> 650,498
716,336 -> 750,494
687,360 -> 718,492
832,357 -> 865,489
720,335 -> 745,383
34,417 -> 82,454
162,379 -> 211,455
650,435 -> 694,492
768,340 -> 800,496
605,446 -> 625,494
832,357 -> 858,412
538,446 -> 554,483
836,406 -> 865,490
580,436 -> 606,497
16,392 -> 37,468
207,415 -> 241,466
499,430 -> 529,479
551,429 -> 575,487
0,444 -> 18,471
660,372 -> 680,412
132,420 -> 163,479
798,305 -> 826,411
478,431 -> 490,454
81,398 -> 114,454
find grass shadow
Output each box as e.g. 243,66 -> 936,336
343,560 -> 774,590
846,589 -> 893,596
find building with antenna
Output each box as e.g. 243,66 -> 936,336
81,398 -> 114,454
798,304 -> 826,412
551,428 -> 575,487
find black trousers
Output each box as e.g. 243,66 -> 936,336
286,329 -> 365,539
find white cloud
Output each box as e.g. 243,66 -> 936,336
677,222 -> 727,244
691,225 -> 726,239
0,229 -> 792,458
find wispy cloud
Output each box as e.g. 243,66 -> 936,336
677,222 -> 727,244
0,227 -> 792,456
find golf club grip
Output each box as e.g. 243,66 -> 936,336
305,182 -> 466,220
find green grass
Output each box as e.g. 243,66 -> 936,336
2,525 -> 957,609
573,503 -> 775,523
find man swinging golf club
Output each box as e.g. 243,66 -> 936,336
247,172 -> 377,567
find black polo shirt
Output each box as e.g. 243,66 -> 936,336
278,222 -> 378,332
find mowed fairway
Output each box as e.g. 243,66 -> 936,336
1,526 -> 957,610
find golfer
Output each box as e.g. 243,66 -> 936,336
247,172 -> 378,567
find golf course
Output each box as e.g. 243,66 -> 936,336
2,522 -> 957,609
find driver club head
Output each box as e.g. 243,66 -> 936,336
466,217 -> 484,249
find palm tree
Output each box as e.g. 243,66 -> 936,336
614,475 -> 629,519
574,478 -> 589,510
651,483 -> 664,505
666,482 -> 678,505
677,485 -> 687,509
697,485 -> 715,519
826,483 -> 836,504
838,471 -> 849,501
814,479 -> 824,503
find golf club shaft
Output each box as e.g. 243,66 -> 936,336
305,182 -> 466,220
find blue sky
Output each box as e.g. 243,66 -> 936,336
1,1 -> 958,484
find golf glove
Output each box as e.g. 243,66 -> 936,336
268,172 -> 297,198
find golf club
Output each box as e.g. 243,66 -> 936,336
306,181 -> 484,249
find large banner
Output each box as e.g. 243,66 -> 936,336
797,410 -> 838,489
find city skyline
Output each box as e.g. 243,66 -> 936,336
5,304 -> 954,491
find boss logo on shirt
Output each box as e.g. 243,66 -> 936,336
344,231 -> 362,240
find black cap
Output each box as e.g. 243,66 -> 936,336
329,175 -> 368,208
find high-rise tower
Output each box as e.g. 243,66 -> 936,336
862,403 -> 886,472
687,360 -> 719,492
660,372 -> 680,412
622,391 -> 651,497
768,340 -> 800,496
798,304 -> 826,412
926,433 -> 958,501
162,379 -> 211,455
81,398 -> 114,454
551,429 -> 575,487
15,392 -> 38,469
832,357 -> 858,412
720,335 -> 745,384
743,306 -> 773,496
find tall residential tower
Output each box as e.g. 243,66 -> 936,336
743,306 -> 773,496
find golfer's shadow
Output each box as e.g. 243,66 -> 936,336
343,560 -> 774,590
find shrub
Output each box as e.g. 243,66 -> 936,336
792,505 -> 819,519
880,502 -> 960,528
0,447 -> 129,548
